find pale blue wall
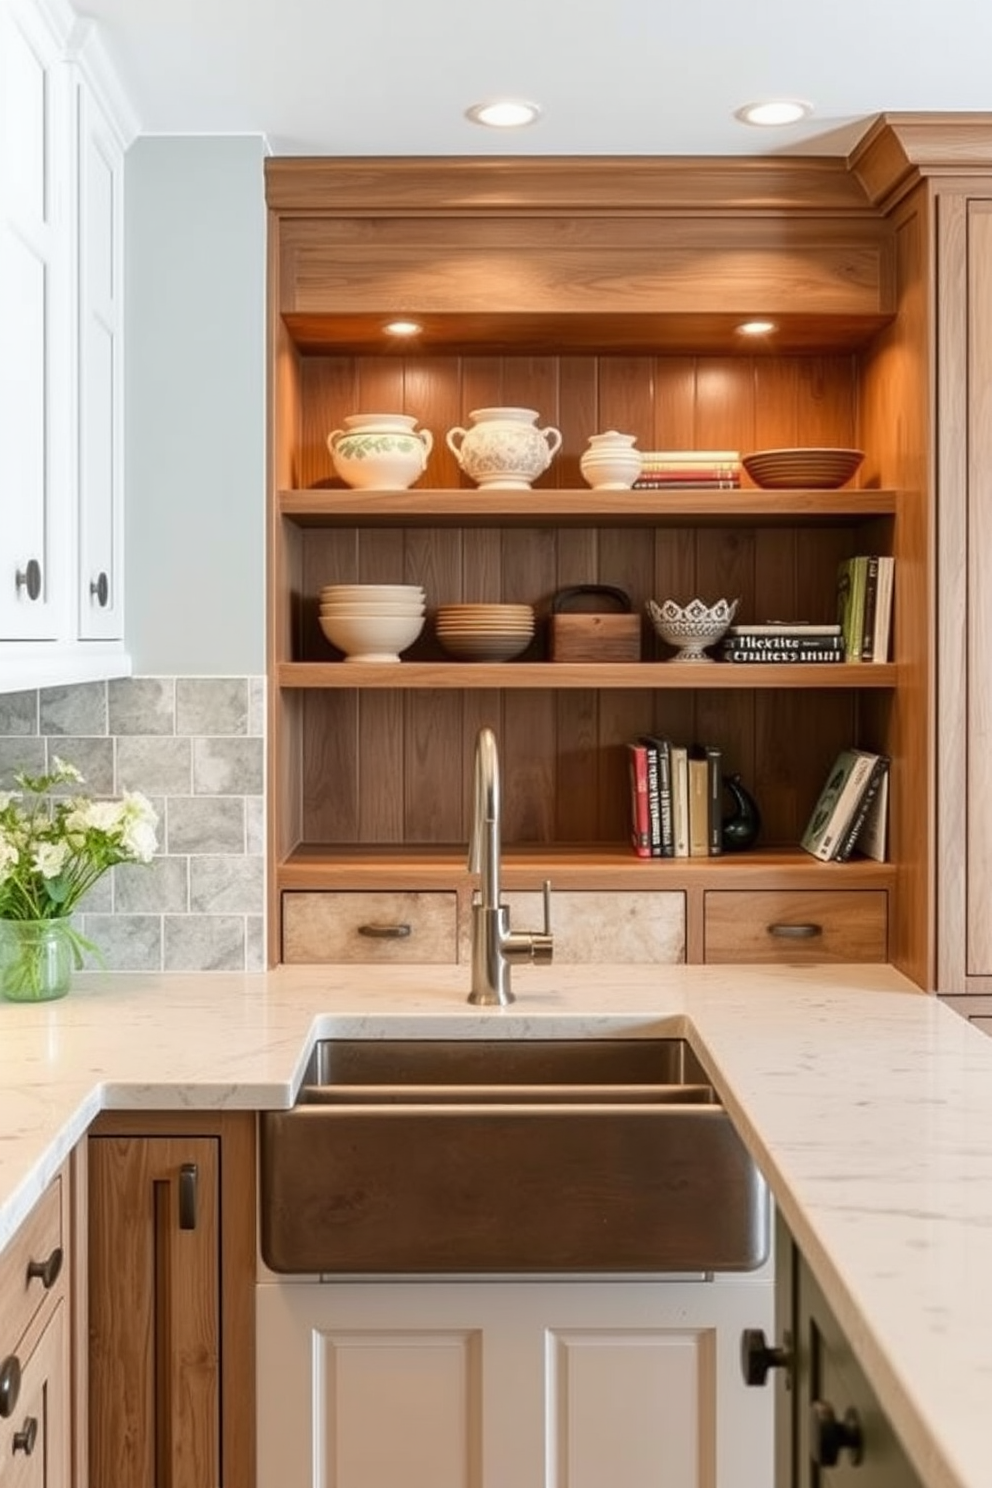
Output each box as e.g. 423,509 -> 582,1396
124,137 -> 267,674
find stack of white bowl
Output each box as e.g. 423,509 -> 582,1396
319,584 -> 426,663
435,603 -> 535,661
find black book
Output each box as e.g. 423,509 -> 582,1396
640,738 -> 662,855
721,634 -> 844,653
705,743 -> 723,855
834,755 -> 891,861
861,556 -> 880,661
640,736 -> 674,856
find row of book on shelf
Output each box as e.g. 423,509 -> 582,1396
628,737 -> 723,858
801,748 -> 890,862
628,737 -> 890,862
717,553 -> 894,664
633,450 -> 742,491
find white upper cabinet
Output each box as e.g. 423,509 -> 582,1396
0,0 -> 134,690
0,0 -> 70,646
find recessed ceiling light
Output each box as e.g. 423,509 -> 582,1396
466,99 -> 542,129
383,320 -> 422,338
735,99 -> 813,128
736,320 -> 777,336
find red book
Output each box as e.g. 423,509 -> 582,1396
627,742 -> 651,858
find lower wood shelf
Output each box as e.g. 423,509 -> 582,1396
277,844 -> 897,894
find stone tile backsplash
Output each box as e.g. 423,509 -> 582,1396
0,677 -> 266,973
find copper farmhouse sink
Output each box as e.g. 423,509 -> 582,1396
260,1038 -> 768,1275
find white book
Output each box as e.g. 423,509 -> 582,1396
871,556 -> 895,662
670,745 -> 689,857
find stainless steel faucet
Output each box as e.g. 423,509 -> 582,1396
467,726 -> 554,1005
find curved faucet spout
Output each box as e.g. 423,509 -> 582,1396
467,726 -> 554,1006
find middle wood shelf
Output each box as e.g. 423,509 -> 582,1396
278,661 -> 898,690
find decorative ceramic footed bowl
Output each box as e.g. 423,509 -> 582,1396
647,596 -> 740,663
446,407 -> 562,489
579,430 -> 643,489
327,414 -> 433,490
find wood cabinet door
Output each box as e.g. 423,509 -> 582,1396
88,1136 -> 220,1488
0,1297 -> 70,1488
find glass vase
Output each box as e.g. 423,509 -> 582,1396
0,917 -> 74,1002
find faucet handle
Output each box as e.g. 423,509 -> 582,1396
542,879 -> 553,936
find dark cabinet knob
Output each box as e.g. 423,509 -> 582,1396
26,1244 -> 63,1290
740,1327 -> 791,1386
13,1415 -> 38,1455
90,570 -> 110,607
15,558 -> 42,601
0,1354 -> 21,1418
810,1400 -> 864,1467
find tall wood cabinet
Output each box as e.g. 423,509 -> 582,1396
264,122 -> 992,994
87,1112 -> 256,1488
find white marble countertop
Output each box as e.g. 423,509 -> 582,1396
1,959 -> 989,1488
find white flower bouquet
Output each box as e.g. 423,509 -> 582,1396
0,757 -> 158,999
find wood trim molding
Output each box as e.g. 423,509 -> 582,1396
850,113 -> 992,209
265,153 -> 878,217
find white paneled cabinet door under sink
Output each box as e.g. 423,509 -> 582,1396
257,1276 -> 773,1488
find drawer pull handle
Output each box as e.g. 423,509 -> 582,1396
13,1415 -> 38,1456
767,922 -> 822,940
357,923 -> 412,939
0,1355 -> 21,1418
26,1245 -> 63,1290
179,1162 -> 198,1230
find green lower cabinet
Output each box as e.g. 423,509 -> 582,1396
771,1212 -> 924,1488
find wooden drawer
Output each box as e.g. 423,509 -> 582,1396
704,890 -> 888,964
0,1175 -> 64,1361
488,890 -> 685,964
0,1297 -> 69,1488
282,891 -> 459,964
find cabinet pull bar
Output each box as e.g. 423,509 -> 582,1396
14,559 -> 42,601
26,1244 -> 63,1290
767,922 -> 822,939
13,1415 -> 38,1455
179,1162 -> 198,1230
0,1355 -> 21,1418
357,923 -> 412,938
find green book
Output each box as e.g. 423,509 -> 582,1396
836,556 -> 869,662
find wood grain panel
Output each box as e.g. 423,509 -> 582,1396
405,691 -> 464,842
966,202 -> 992,978
302,691 -> 359,840
0,1170 -> 63,1357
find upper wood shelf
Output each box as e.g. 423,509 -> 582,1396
278,487 -> 898,528
278,661 -> 897,691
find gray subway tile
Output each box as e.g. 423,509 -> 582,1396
40,681 -> 108,736
164,914 -> 245,971
0,690 -> 38,734
115,856 -> 189,914
246,915 -> 266,972
193,736 -> 263,796
108,677 -> 176,735
117,736 -> 192,796
80,914 -> 163,971
0,737 -> 47,787
176,678 -> 248,737
189,855 -> 264,914
245,795 -> 265,856
46,737 -> 115,794
74,873 -> 114,915
167,796 -> 245,854
248,676 -> 266,737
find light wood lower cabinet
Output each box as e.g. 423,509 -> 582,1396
704,891 -> 888,964
87,1112 -> 256,1488
256,1275 -> 772,1488
496,889 -> 685,963
0,1167 -> 71,1488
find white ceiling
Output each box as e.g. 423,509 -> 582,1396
70,0 -> 992,159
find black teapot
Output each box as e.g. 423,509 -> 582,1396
721,773 -> 761,851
